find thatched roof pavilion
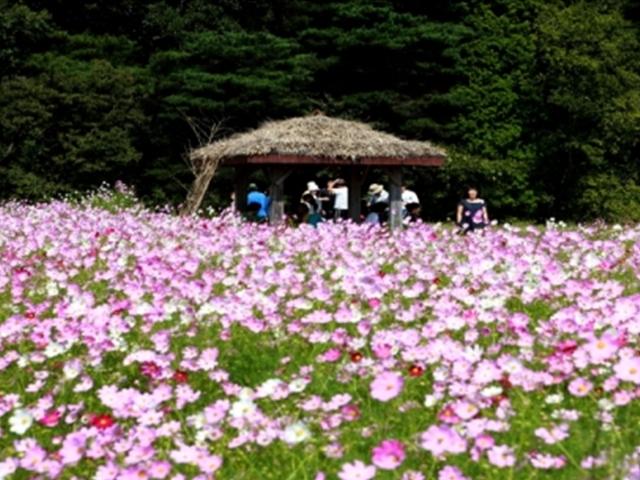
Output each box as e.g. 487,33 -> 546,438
184,114 -> 446,227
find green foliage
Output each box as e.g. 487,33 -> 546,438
2,0 -> 640,221
0,51 -> 149,199
576,173 -> 640,222
535,1 -> 640,216
0,4 -> 52,76
67,182 -> 143,214
444,0 -> 541,161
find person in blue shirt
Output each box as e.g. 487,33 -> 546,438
246,183 -> 270,221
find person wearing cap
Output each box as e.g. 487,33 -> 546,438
367,183 -> 389,208
246,183 -> 270,221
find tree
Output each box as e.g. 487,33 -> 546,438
535,1 -> 640,219
0,52 -> 148,199
0,4 -> 52,77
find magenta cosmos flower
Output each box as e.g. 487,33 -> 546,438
370,371 -> 404,402
338,460 -> 376,480
371,439 -> 406,470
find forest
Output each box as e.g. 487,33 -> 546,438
2,0 -> 640,222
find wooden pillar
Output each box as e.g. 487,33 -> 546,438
348,166 -> 365,223
267,166 -> 292,225
233,166 -> 249,213
181,160 -> 218,215
389,168 -> 403,230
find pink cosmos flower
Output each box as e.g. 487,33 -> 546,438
534,424 -> 569,444
196,453 -> 222,474
341,404 -> 361,421
568,377 -> 593,397
373,343 -> 393,359
370,371 -> 403,402
586,336 -> 617,363
438,465 -> 469,480
474,434 -> 495,450
94,462 -> 119,480
530,452 -> 566,469
323,442 -> 345,459
614,357 -> 640,383
338,460 -> 376,480
148,460 -> 171,479
320,348 -> 342,362
487,444 -> 516,467
371,439 -> 405,470
420,425 -> 467,458
452,400 -> 479,420
19,445 -> 47,471
402,471 -> 425,480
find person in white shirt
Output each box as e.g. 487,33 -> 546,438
401,186 -> 419,206
401,186 -> 420,218
328,178 -> 349,220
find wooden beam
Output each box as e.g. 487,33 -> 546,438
388,168 -> 403,231
181,162 -> 218,215
220,154 -> 445,167
233,166 -> 249,213
266,166 -> 293,225
348,166 -> 365,223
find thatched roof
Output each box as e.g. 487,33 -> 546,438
191,114 -> 446,166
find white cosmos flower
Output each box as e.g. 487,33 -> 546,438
187,413 -> 206,430
230,399 -> 257,419
9,409 -> 33,435
288,379 -> 307,393
46,282 -> 59,297
63,363 -> 81,380
282,422 -> 311,444
424,394 -> 438,407
598,399 -> 614,412
0,458 -> 18,478
464,345 -> 483,363
544,394 -> 564,405
237,388 -> 254,401
256,379 -> 284,398
44,342 -> 65,358
480,386 -> 503,398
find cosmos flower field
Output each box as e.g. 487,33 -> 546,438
3,198 -> 640,479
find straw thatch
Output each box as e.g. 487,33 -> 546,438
191,114 -> 446,163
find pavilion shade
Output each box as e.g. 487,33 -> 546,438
191,114 -> 446,166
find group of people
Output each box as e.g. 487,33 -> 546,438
245,180 -> 489,232
297,180 -> 423,226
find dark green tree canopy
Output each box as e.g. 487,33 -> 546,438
1,0 -> 640,221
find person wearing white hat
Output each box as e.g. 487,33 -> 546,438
301,180 -> 323,220
367,183 -> 389,208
